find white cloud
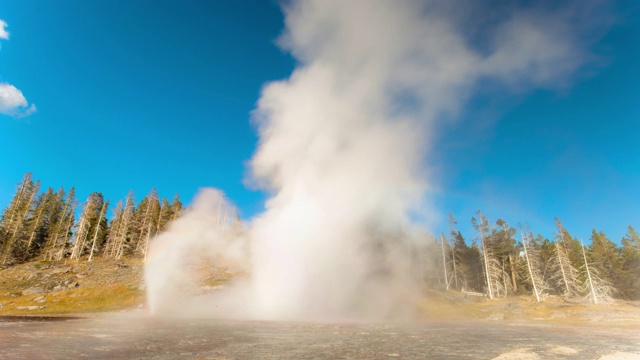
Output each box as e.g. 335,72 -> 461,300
0,20 -> 9,40
0,83 -> 36,117
0,19 -> 36,118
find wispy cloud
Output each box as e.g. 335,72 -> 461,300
0,20 -> 9,40
0,19 -> 36,118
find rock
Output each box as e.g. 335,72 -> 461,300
53,285 -> 63,291
76,274 -> 85,279
51,266 -> 72,274
16,305 -> 46,310
33,295 -> 46,303
68,281 -> 79,288
22,287 -> 45,296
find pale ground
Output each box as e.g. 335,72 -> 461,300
2,260 -> 640,359
0,311 -> 639,359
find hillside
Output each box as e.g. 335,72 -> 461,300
1,259 -> 640,329
0,258 -> 145,315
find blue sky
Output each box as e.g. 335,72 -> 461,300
0,0 -> 638,243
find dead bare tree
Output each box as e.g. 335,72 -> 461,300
552,219 -> 581,297
472,211 -> 506,299
580,240 -> 614,304
440,233 -> 450,290
88,200 -> 108,262
520,227 -> 549,302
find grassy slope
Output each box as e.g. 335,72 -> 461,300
0,258 -> 145,315
2,259 -> 639,328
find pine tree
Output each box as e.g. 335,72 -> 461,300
493,219 -> 518,294
156,198 -> 173,234
133,189 -> 160,260
447,213 -> 461,289
0,174 -> 40,265
70,193 -> 105,261
620,226 -> 640,299
581,239 -> 614,304
472,211 -> 505,299
21,187 -> 57,261
88,199 -> 109,261
587,230 -> 620,297
42,188 -> 76,261
439,233 -> 451,290
519,226 -> 550,302
171,194 -> 183,221
104,191 -> 136,259
551,218 -> 582,297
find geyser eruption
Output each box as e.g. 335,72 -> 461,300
145,189 -> 249,315
146,0 -> 604,320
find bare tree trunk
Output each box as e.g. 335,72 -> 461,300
135,202 -> 152,255
115,214 -> 131,259
44,200 -> 70,261
56,213 -> 75,261
581,240 -> 598,304
509,254 -> 518,292
70,217 -> 88,261
479,218 -> 494,299
521,231 -> 540,302
25,204 -> 47,258
555,241 -> 570,294
88,201 -> 108,262
440,233 -> 449,290
451,245 -> 459,289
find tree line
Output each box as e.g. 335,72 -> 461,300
0,173 -> 183,266
1,173 -> 638,302
428,211 -> 640,301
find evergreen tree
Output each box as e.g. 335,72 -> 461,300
42,188 -> 76,261
588,230 -> 621,296
472,211 -> 505,299
105,191 -> 136,259
70,193 -> 106,260
171,194 -> 183,221
133,189 -> 160,259
0,174 -> 40,265
20,187 -> 58,261
620,226 -> 640,299
87,199 -> 109,261
551,218 -> 582,297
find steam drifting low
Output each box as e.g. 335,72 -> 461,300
145,0 -> 608,320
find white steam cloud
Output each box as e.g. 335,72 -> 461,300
146,0 -> 609,320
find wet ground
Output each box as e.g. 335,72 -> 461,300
0,313 -> 639,359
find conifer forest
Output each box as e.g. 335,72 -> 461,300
1,173 -> 638,302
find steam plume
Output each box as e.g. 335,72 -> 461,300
146,0 -> 608,320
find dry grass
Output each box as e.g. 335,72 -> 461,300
0,284 -> 144,315
0,257 -> 145,316
418,290 -> 640,328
